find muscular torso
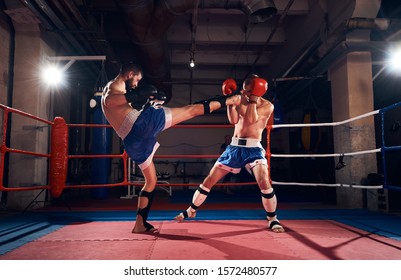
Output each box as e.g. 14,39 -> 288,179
233,96 -> 273,140
101,80 -> 136,131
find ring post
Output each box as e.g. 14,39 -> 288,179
49,117 -> 68,198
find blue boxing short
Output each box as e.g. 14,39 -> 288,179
214,137 -> 267,174
119,107 -> 172,170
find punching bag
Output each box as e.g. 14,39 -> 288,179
300,109 -> 320,152
91,94 -> 111,199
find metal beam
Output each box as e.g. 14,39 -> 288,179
48,56 -> 106,71
48,55 -> 106,61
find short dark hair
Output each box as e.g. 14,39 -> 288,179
243,74 -> 259,87
120,62 -> 142,76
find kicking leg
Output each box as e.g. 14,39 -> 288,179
194,94 -> 241,114
169,94 -> 240,126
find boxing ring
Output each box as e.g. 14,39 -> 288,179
271,101 -> 401,191
1,102 -> 401,262
1,101 -> 400,198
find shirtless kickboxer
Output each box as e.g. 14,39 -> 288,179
101,62 -> 241,233
174,75 -> 285,233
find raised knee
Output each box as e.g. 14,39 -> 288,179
143,180 -> 157,190
257,178 -> 271,190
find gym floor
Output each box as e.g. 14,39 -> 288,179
1,187 -> 401,260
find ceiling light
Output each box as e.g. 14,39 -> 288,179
189,57 -> 195,68
42,65 -> 64,86
389,48 -> 401,72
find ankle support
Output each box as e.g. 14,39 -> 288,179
194,95 -> 227,114
191,185 -> 210,209
210,95 -> 227,107
261,189 -> 275,199
194,99 -> 211,114
266,211 -> 277,218
261,188 -> 277,216
137,190 -> 155,221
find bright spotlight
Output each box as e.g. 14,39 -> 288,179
389,48 -> 401,72
42,65 -> 64,86
189,57 -> 195,68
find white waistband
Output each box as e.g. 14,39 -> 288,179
117,109 -> 141,139
230,137 -> 262,148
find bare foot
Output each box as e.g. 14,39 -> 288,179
271,226 -> 285,233
174,210 -> 196,222
268,219 -> 285,233
174,213 -> 185,223
131,222 -> 158,234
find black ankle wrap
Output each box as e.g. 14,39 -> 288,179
194,95 -> 227,114
137,190 -> 155,221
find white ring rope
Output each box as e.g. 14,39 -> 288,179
272,181 -> 383,189
271,109 -> 382,158
269,109 -> 384,189
271,148 -> 381,158
272,109 -> 380,129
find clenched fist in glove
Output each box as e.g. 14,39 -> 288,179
125,84 -> 158,104
244,76 -> 268,104
222,78 -> 238,96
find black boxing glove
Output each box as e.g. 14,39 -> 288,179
142,90 -> 167,110
125,84 -> 158,104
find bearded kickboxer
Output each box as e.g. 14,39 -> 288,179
101,62 -> 241,233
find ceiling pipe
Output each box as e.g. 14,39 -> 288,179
267,15 -> 397,98
245,0 -> 295,79
313,17 -> 392,62
33,0 -> 91,55
114,0 -> 277,101
162,0 -> 277,23
310,40 -> 399,76
61,0 -> 120,74
279,17 -> 400,111
281,17 -> 395,81
280,17 -> 395,78
297,17 -> 401,79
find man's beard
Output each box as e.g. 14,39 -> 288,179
126,79 -> 136,89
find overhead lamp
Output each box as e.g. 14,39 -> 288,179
389,47 -> 401,72
41,65 -> 64,86
189,57 -> 195,68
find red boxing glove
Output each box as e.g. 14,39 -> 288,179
222,78 -> 238,96
249,77 -> 268,97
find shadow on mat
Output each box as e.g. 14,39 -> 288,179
157,226 -> 266,241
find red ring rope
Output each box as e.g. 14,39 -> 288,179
0,104 -> 270,197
